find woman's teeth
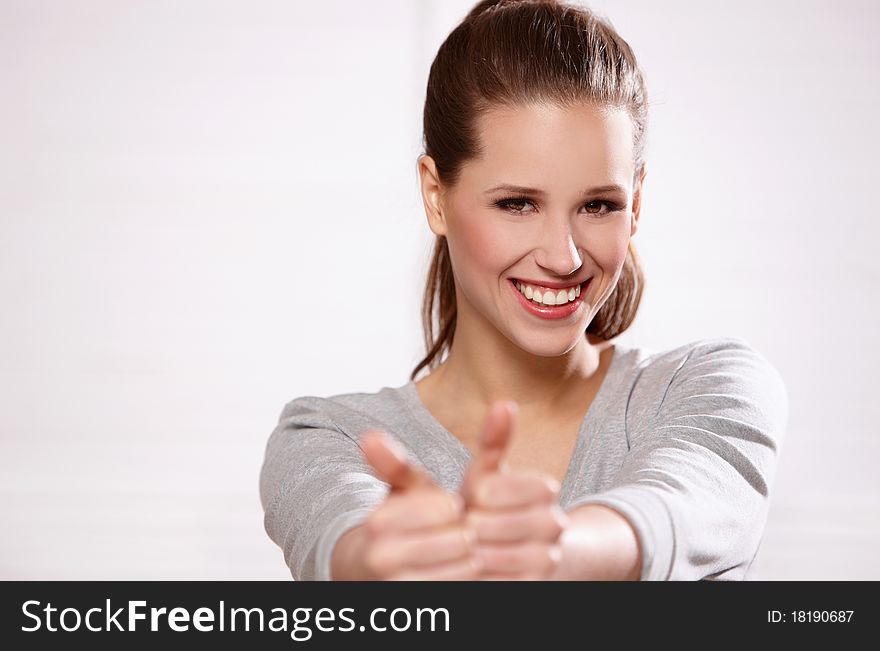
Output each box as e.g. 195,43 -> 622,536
515,280 -> 581,306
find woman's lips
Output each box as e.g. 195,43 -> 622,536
508,277 -> 591,320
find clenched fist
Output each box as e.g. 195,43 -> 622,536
351,430 -> 482,580
353,400 -> 569,580
459,401 -> 569,580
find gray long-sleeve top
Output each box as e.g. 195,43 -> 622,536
259,336 -> 789,581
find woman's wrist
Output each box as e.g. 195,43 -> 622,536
550,503 -> 643,580
330,523 -> 374,580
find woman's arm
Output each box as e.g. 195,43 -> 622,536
260,396 -> 389,581
550,504 -> 642,580
555,337 -> 789,580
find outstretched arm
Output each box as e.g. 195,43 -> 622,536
553,337 -> 788,580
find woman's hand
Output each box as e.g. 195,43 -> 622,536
459,401 -> 569,580
355,430 -> 482,580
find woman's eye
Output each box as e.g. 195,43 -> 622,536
584,200 -> 622,215
495,197 -> 533,213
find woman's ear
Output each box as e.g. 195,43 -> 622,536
418,154 -> 448,237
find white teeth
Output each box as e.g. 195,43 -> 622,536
515,280 -> 583,306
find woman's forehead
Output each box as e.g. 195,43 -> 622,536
477,102 -> 631,147
465,104 -> 635,189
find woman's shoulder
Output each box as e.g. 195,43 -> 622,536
619,335 -> 789,434
274,382 -> 413,441
621,335 -> 785,385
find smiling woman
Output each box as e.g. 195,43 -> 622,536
259,0 -> 789,582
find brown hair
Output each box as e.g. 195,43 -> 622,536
410,0 -> 649,382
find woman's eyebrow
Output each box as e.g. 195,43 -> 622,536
484,183 -> 627,196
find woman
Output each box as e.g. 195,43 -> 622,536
260,0 -> 788,581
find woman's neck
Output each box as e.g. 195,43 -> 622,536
418,333 -> 613,425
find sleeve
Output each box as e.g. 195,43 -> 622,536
259,396 -> 390,581
566,337 -> 789,581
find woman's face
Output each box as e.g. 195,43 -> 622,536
420,101 -> 645,357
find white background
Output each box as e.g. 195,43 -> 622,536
1,0 -> 877,579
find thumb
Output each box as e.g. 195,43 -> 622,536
360,429 -> 436,492
459,400 -> 518,506
475,400 -> 518,473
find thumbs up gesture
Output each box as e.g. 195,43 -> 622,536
459,401 -> 569,580
356,430 -> 482,580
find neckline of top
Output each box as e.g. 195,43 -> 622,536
395,342 -> 626,503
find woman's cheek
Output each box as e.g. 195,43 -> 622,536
586,220 -> 631,273
448,208 -> 513,275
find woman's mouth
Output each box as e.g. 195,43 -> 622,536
507,277 -> 591,321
